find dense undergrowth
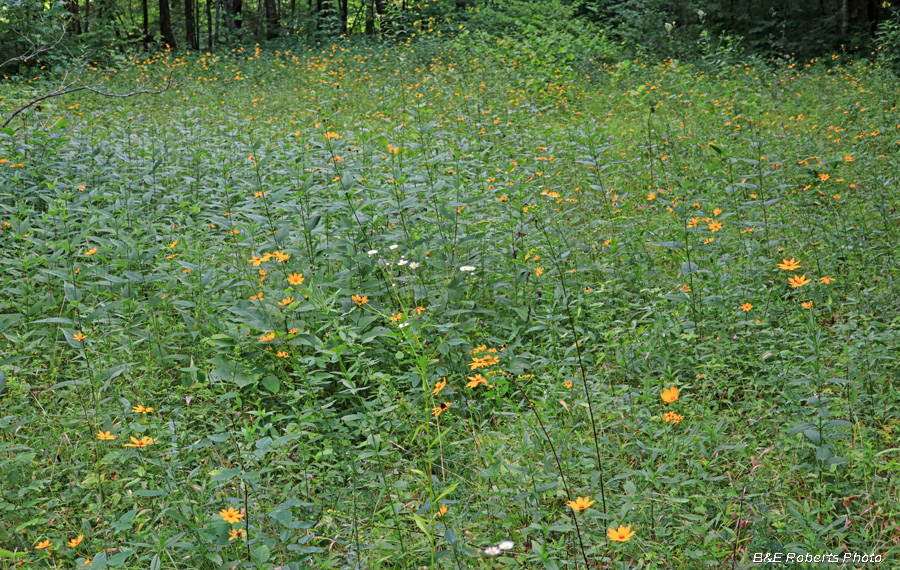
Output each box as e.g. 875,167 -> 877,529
1,38 -> 900,569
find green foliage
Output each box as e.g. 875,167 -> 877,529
1,37 -> 899,569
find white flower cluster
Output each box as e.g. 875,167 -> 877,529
484,541 -> 514,556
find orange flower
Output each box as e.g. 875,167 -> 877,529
249,293 -> 263,300
535,267 -> 544,276
228,528 -> 247,541
466,374 -> 488,388
432,378 -> 447,395
132,405 -> 154,414
819,276 -> 834,284
219,507 -> 245,524
271,250 -> 290,262
818,173 -> 830,181
435,504 -> 448,517
708,220 -> 723,232
801,301 -> 813,309
83,247 -> 97,256
276,351 -> 290,358
288,328 -> 299,334
777,258 -> 801,271
278,296 -> 294,306
123,436 -> 156,448
661,386 -> 679,404
741,302 -> 753,312
287,272 -> 305,285
68,535 -> 84,548
97,431 -> 116,440
662,411 -> 684,424
432,402 -> 452,417
352,294 -> 369,306
788,274 -> 811,288
566,496 -> 595,511
390,312 -> 404,323
324,132 -> 343,140
73,332 -> 86,342
35,540 -> 52,550
607,524 -> 635,542
258,332 -> 276,342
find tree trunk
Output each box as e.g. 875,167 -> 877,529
265,0 -> 280,37
365,0 -> 374,34
68,0 -> 82,35
84,0 -> 90,34
142,0 -> 149,45
340,0 -> 347,34
185,0 -> 197,49
207,0 -> 213,49
159,0 -> 176,47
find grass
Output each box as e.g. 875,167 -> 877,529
1,39 -> 899,569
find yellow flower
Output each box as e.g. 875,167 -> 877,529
662,411 -> 684,424
777,257 -> 801,271
83,247 -> 98,256
249,293 -> 263,300
228,528 -> 247,541
741,302 -> 753,312
123,436 -> 157,448
288,328 -> 299,334
97,431 -> 116,440
168,240 -> 178,248
258,332 -> 276,342
287,272 -> 305,285
416,306 -> 426,315
469,355 -> 500,370
713,208 -> 722,216
788,274 -> 811,288
432,378 -> 447,395
132,405 -> 154,414
352,294 -> 369,306
390,312 -> 404,323
566,496 -> 595,511
802,301 -> 813,309
80,558 -> 92,567
276,351 -> 290,358
607,524 -> 635,542
661,386 -> 679,404
466,374 -> 488,388
435,504 -> 448,517
219,507 -> 245,524
68,535 -> 84,548
819,276 -> 834,284
708,220 -> 723,232
272,250 -> 290,262
844,155 -> 853,162
535,267 -> 544,276
564,381 -> 573,388
253,191 -> 264,198
432,402 -> 452,417
819,173 -> 830,181
73,332 -> 86,342
35,539 -> 52,550
324,132 -> 342,139
278,296 -> 294,306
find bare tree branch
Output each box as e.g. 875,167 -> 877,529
2,77 -> 179,129
1,14 -> 70,70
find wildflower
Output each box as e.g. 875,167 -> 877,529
390,312 -> 404,322
399,323 -> 409,328
219,507 -> 245,524
416,306 -> 426,315
741,303 -> 753,312
460,265 -> 476,272
535,267 -> 544,276
397,259 -> 408,266
432,402 -> 452,417
661,386 -> 679,404
271,251 -> 290,263
123,436 -> 157,448
565,381 -> 573,388
435,504 -> 448,517
287,272 -> 305,285
83,247 -> 98,256
833,194 -> 840,200
249,256 -> 265,266
662,411 -> 684,424
168,240 -> 178,248
80,558 -> 92,566
253,191 -> 264,198
469,355 -> 500,370
433,378 -> 447,395
132,405 -> 154,414
228,528 -> 247,541
647,192 -> 656,200
352,294 -> 369,306
683,285 -> 691,292
466,374 -> 488,388
276,351 -> 290,358
777,258 -> 801,271
278,296 -> 294,306
68,535 -> 84,548
288,328 -> 299,334
97,431 -> 116,440
35,540 -> 52,550
409,262 -> 420,269
802,301 -> 813,309
389,244 -> 399,250
498,541 -> 514,551
607,524 -> 635,542
484,546 -> 501,556
323,132 -> 342,139
708,220 -> 723,232
788,274 -> 811,288
844,155 -> 853,162
713,208 -> 722,216
249,293 -> 263,300
820,276 -> 834,284
566,496 -> 595,511
73,332 -> 86,342
819,173 -> 830,181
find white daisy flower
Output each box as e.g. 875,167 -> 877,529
484,546 -> 501,557
460,265 -> 476,272
398,259 -> 408,266
398,322 -> 410,328
389,244 -> 399,250
498,541 -> 514,551
409,262 -> 419,269
367,249 -> 378,256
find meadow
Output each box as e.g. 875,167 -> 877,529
1,38 -> 899,569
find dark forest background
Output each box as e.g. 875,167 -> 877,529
3,0 -> 900,72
